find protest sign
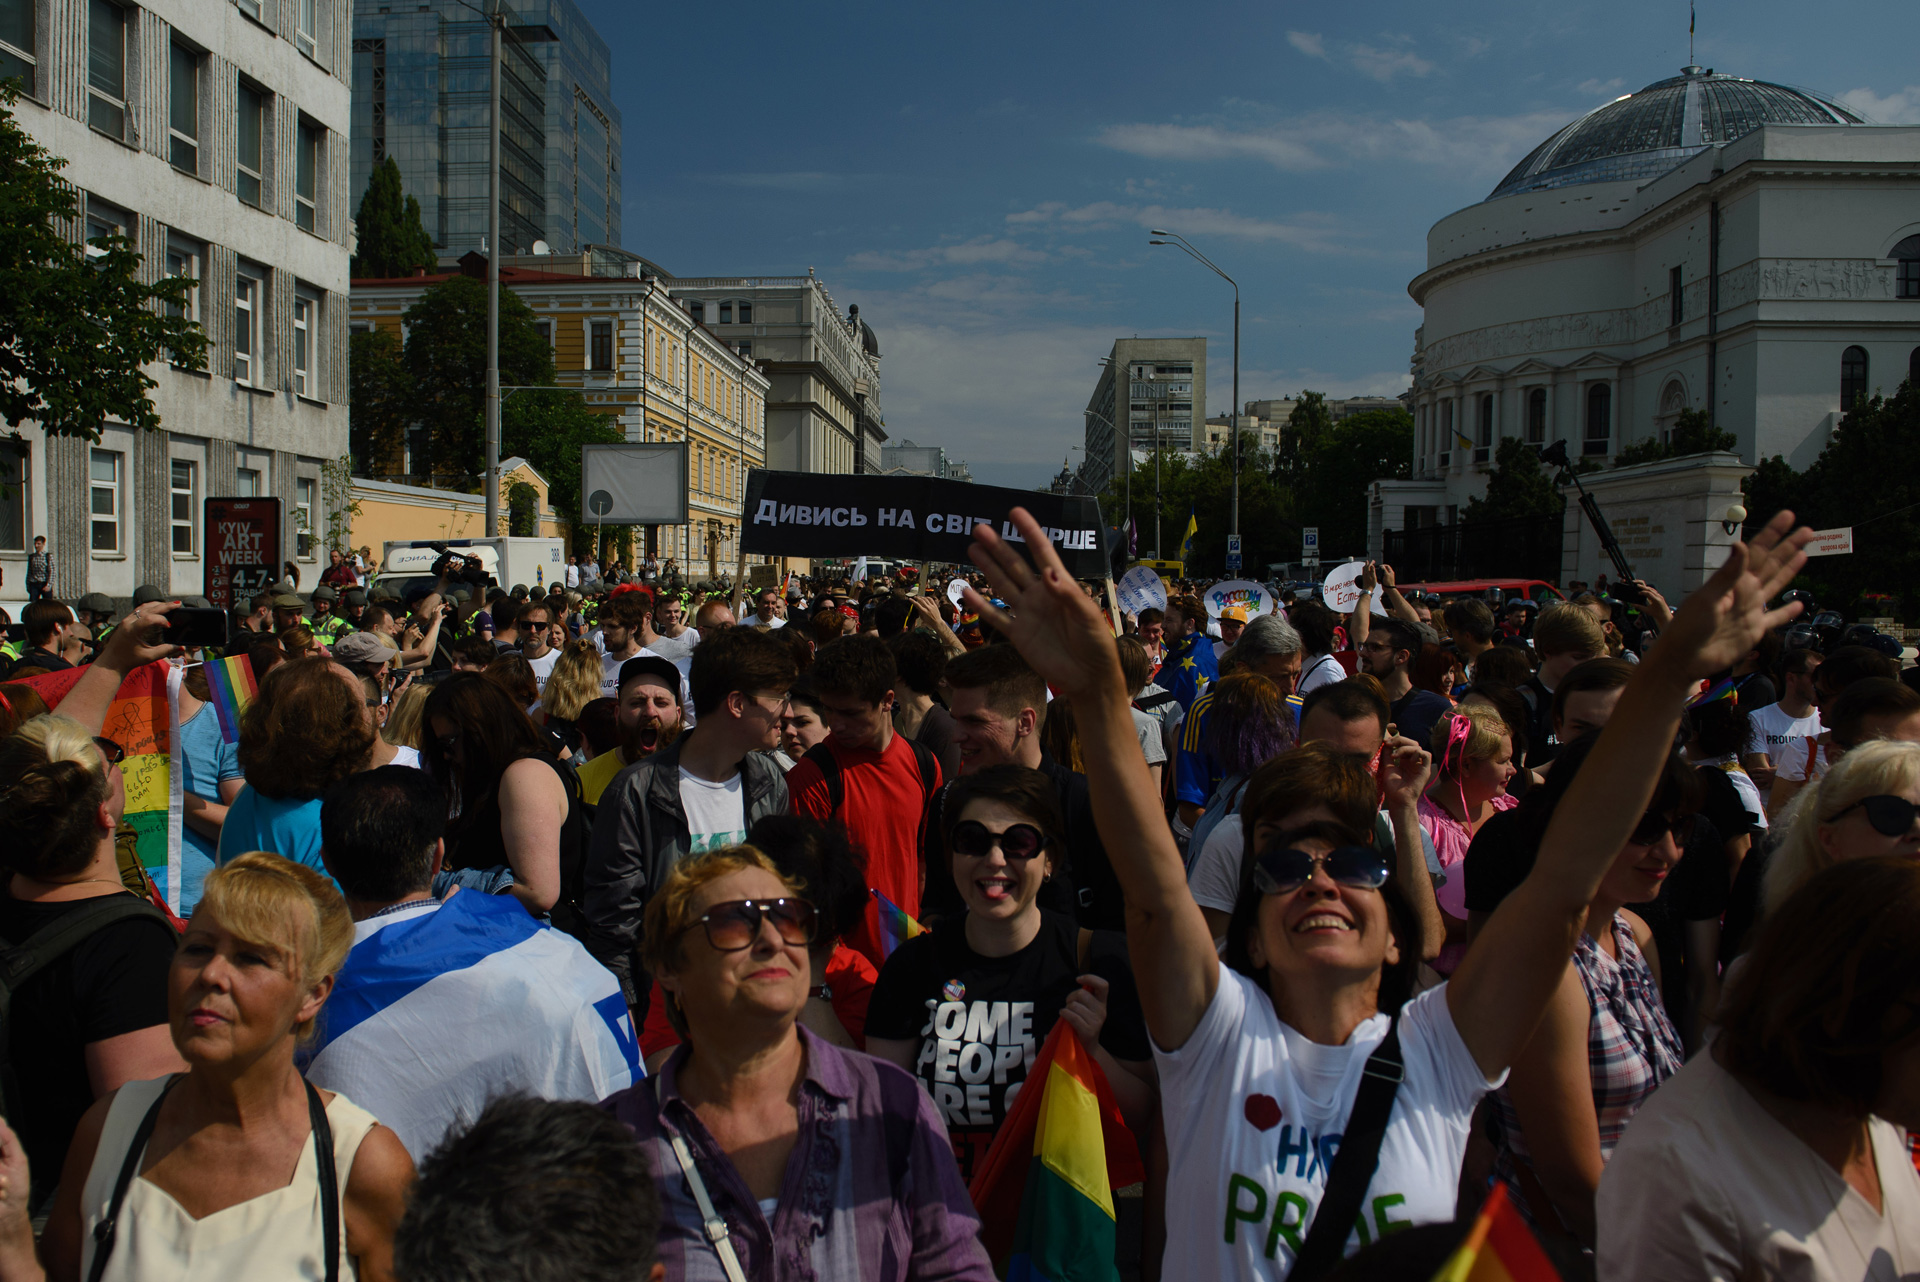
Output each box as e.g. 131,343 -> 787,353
1115,565 -> 1169,616
1803,527 -> 1853,557
742,470 -> 1109,579
948,578 -> 969,606
1322,561 -> 1387,616
1202,579 -> 1275,619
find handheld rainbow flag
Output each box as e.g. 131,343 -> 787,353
1429,1183 -> 1562,1282
1686,675 -> 1737,710
203,653 -> 258,743
969,1019 -> 1143,1282
871,888 -> 926,960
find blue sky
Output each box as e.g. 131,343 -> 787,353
574,0 -> 1919,489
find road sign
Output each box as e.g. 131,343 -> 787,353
203,497 -> 282,613
1302,527 -> 1319,554
1226,533 -> 1242,572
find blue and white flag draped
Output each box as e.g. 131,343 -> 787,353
302,891 -> 641,1160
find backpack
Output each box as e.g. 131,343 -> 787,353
548,763 -> 592,944
0,896 -> 172,1124
800,738 -> 940,853
1187,772 -> 1250,873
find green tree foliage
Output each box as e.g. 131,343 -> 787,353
0,84 -> 207,440
506,480 -> 540,536
1741,380 -> 1920,619
1297,408 -> 1412,559
1102,435 -> 1295,575
500,391 -> 624,528
1274,391 -> 1334,493
351,157 -> 437,278
400,275 -> 554,479
1464,437 -> 1564,522
348,328 -> 412,476
1612,408 -> 1739,468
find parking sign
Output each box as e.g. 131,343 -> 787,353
1226,534 -> 1242,572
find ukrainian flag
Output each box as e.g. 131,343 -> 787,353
1180,510 -> 1198,565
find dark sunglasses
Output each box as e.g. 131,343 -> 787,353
1829,794 -> 1920,837
949,820 -> 1049,861
680,898 -> 818,952
91,736 -> 124,765
1252,845 -> 1391,896
1627,812 -> 1678,846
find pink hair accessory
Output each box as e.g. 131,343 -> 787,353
1442,712 -> 1473,821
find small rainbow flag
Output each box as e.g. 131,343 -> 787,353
203,653 -> 258,744
1686,675 -> 1737,710
1429,1183 -> 1562,1282
872,887 -> 926,960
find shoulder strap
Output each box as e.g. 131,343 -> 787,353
86,1076 -> 180,1282
1289,1017 -> 1407,1282
653,1076 -> 749,1282
800,742 -> 844,815
304,1081 -> 342,1282
908,738 -> 938,798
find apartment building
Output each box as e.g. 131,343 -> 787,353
0,0 -> 353,603
1080,337 -> 1207,497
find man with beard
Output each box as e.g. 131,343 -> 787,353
576,657 -> 686,809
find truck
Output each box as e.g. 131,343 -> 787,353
373,538 -> 567,600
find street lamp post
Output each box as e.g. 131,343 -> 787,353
1149,231 -> 1240,539
483,0 -> 504,537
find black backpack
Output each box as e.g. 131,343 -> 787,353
0,896 -> 172,1124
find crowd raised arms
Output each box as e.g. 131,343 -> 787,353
4,512 -> 1920,1281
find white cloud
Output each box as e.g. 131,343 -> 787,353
1578,77 -> 1626,97
1839,85 -> 1920,123
1286,31 -> 1327,60
844,236 -> 1047,272
1099,109 -> 1571,180
1348,43 -> 1434,82
1096,122 -> 1328,171
1006,200 -> 1354,253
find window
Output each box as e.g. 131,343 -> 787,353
348,319 -> 372,335
0,447 -> 24,550
0,0 -> 35,96
170,459 -> 196,554
1584,383 -> 1611,454
1669,265 -> 1684,326
295,0 -> 315,57
688,302 -> 705,324
1894,235 -> 1920,299
167,43 -> 200,172
234,274 -> 258,385
535,319 -> 551,347
719,303 -> 732,323
293,296 -> 312,397
736,340 -> 752,358
737,302 -> 751,324
165,238 -> 201,324
1475,393 -> 1494,460
236,0 -> 262,17
295,477 -> 315,559
590,320 -> 612,371
295,121 -> 319,231
1841,345 -> 1869,409
84,197 -> 126,262
1526,388 -> 1547,443
235,466 -> 260,497
237,84 -> 265,207
88,0 -> 125,138
1441,398 -> 1454,444
90,449 -> 120,551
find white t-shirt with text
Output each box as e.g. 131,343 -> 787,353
525,648 -> 560,693
679,767 -> 746,854
1744,703 -> 1822,761
1156,967 -> 1500,1278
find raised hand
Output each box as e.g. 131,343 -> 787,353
1377,735 -> 1433,813
964,508 -> 1124,701
1650,510 -> 1811,679
96,600 -> 182,672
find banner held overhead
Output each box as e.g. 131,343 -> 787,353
580,442 -> 690,525
742,470 -> 1110,579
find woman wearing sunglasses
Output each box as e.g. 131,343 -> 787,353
866,764 -> 1154,1184
961,504 -> 1810,1279
1762,737 -> 1920,918
601,846 -> 994,1281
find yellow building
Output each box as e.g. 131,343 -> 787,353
350,251 -> 771,576
347,458 -> 566,570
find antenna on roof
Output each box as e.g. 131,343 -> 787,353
1689,1 -> 1695,66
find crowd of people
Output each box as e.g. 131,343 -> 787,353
0,506 -> 1916,1282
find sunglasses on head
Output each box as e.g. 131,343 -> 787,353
1252,845 -> 1392,896
680,898 -> 819,953
949,820 -> 1048,861
1829,794 -> 1920,837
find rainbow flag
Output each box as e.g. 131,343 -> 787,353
871,888 -> 926,960
203,653 -> 257,744
970,1020 -> 1142,1281
17,660 -> 185,912
1686,675 -> 1737,709
1429,1184 -> 1562,1282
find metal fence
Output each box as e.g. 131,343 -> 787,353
1382,512 -> 1563,583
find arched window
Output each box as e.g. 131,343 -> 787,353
1842,345 -> 1869,409
1526,388 -> 1546,443
1477,393 -> 1494,451
1894,234 -> 1920,299
1658,380 -> 1686,441
1584,383 -> 1611,454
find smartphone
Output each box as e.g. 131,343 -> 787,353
162,607 -> 228,649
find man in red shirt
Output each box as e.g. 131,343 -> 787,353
786,635 -> 940,968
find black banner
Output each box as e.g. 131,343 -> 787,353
742,470 -> 1109,578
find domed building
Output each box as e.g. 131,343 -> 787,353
1375,67 -> 1920,586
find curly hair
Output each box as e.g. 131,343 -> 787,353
541,640 -> 605,723
237,658 -> 376,800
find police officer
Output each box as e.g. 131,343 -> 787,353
308,585 -> 353,646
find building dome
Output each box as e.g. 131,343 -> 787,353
1490,67 -> 1861,199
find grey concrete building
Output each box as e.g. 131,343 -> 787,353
881,438 -> 965,479
0,0 -> 353,604
1081,337 -> 1207,497
351,0 -> 619,258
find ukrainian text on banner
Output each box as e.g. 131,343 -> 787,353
742,470 -> 1110,579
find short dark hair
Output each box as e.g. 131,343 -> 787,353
1371,618 -> 1424,662
483,653 -> 539,708
1299,679 -> 1389,732
394,1096 -> 660,1282
888,629 -> 948,697
687,625 -> 798,718
1114,635 -> 1151,696
1470,644 -> 1535,687
745,814 -> 868,943
1816,645 -> 1900,693
1446,599 -> 1495,644
320,766 -> 447,902
808,634 -> 896,706
1287,601 -> 1339,657
519,600 -> 554,629
943,764 -> 1067,873
600,593 -> 649,632
785,674 -> 824,715
1550,657 -> 1635,726
1136,607 -> 1164,629
1830,678 -> 1920,749
943,643 -> 1047,720
22,599 -> 69,646
874,597 -> 914,638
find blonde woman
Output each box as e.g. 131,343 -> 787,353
538,640 -> 603,758
1419,701 -> 1518,972
278,624 -> 317,661
1762,738 -> 1920,917
43,852 -> 414,1281
382,682 -> 428,751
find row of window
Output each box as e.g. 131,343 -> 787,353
1842,345 -> 1920,408
57,450 -> 308,559
689,301 -> 754,326
1418,385 -> 1612,464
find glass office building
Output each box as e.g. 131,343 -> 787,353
350,0 -> 621,258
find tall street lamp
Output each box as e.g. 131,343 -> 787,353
483,0 -> 504,536
1149,231 -> 1240,539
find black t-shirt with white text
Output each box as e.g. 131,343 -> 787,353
864,909 -> 1148,1180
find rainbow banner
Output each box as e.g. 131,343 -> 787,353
16,661 -> 185,913
1686,675 -> 1738,709
1429,1183 -> 1562,1282
203,653 -> 257,744
969,1020 -> 1143,1281
871,887 -> 926,960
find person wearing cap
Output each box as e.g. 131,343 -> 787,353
333,629 -> 402,678
1212,603 -> 1248,663
270,592 -> 306,634
308,585 -> 353,646
576,655 -> 687,809
74,591 -> 116,635
339,585 -> 368,630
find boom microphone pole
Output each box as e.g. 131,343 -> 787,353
1540,439 -> 1636,584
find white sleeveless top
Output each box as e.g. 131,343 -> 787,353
78,1075 -> 379,1282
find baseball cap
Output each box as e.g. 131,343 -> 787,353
76,592 -> 114,614
333,631 -> 400,666
618,655 -> 683,693
131,585 -> 165,606
271,593 -> 304,610
1220,605 -> 1250,624
311,585 -> 338,602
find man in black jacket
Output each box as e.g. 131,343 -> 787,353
583,627 -> 796,1009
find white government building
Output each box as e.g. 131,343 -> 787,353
1375,66 -> 1920,575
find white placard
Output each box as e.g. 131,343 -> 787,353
1321,562 -> 1387,616
1116,565 -> 1169,616
1203,579 -> 1275,618
1803,527 -> 1853,558
947,577 -> 968,606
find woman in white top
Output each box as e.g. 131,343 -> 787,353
43,852 -> 413,1282
962,505 -> 1811,1279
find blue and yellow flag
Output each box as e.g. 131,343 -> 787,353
1180,511 -> 1197,564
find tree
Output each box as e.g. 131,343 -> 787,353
1464,437 -> 1563,522
0,84 -> 207,441
351,157 -> 437,278
500,391 -> 625,529
1613,408 -> 1739,467
348,328 -> 412,476
1298,408 -> 1412,559
1101,440 -> 1296,575
1275,390 -> 1334,492
400,275 -> 555,480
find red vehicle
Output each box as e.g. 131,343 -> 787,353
1399,578 -> 1565,604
